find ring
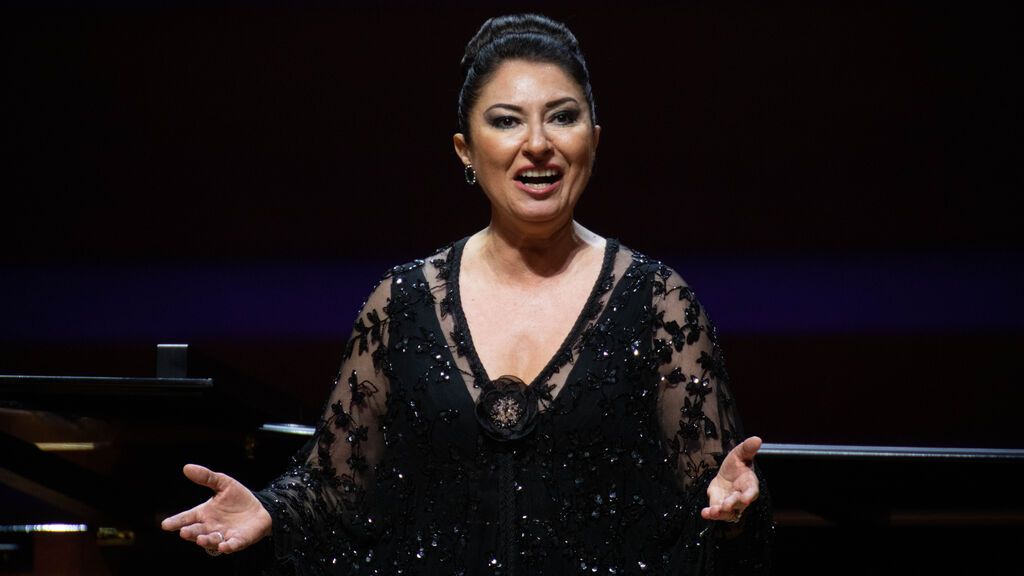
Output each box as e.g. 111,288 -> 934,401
727,508 -> 743,524
204,531 -> 224,556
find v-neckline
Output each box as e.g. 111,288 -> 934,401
448,235 -> 619,402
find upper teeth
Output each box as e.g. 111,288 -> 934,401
520,169 -> 559,178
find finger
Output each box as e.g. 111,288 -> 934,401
161,505 -> 200,531
179,522 -> 214,541
738,436 -> 762,463
703,502 -> 746,523
719,437 -> 761,480
221,536 -> 245,554
183,464 -> 229,492
704,502 -> 731,519
701,505 -> 719,521
720,492 -> 742,513
706,506 -> 735,522
195,530 -> 224,548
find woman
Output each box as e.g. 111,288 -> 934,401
163,14 -> 772,575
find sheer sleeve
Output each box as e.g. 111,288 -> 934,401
254,275 -> 392,575
653,267 -> 742,490
652,265 -> 773,574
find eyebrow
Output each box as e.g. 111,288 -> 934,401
484,97 -> 580,114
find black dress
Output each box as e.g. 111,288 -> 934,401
255,238 -> 773,575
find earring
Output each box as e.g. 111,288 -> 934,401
464,164 -> 477,185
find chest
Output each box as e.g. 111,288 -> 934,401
459,275 -> 595,384
383,255 -> 661,444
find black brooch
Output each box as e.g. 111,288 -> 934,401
475,375 -> 539,442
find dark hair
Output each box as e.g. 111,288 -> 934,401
458,14 -> 596,138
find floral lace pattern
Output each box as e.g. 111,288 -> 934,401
255,238 -> 772,575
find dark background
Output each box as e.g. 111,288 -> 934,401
1,0 -> 1021,573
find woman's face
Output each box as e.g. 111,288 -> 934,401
454,59 -> 600,230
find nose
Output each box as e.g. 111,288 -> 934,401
523,122 -> 553,159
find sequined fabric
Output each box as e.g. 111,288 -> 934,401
255,238 -> 773,575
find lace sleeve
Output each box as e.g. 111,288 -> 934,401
653,267 -> 743,491
254,275 -> 392,574
652,265 -> 773,574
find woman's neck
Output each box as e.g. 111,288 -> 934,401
471,218 -> 602,283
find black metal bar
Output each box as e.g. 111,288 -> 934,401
759,442 -> 1024,461
0,375 -> 213,397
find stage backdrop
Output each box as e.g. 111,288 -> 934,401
2,0 -> 1021,446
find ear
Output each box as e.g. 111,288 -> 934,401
453,133 -> 472,166
592,124 -> 601,152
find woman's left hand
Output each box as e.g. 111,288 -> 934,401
702,436 -> 762,523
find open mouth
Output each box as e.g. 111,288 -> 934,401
514,168 -> 563,190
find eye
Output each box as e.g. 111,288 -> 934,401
489,116 -> 520,129
550,110 -> 580,125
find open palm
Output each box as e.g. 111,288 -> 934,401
161,464 -> 272,555
701,436 -> 762,523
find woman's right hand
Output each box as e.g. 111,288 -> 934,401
161,464 -> 272,556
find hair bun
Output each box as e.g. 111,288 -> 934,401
457,13 -> 596,134
461,14 -> 582,73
